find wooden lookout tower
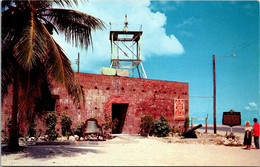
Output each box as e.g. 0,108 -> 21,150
109,15 -> 147,79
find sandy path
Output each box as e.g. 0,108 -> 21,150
1,134 -> 260,166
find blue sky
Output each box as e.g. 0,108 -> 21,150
53,0 -> 259,125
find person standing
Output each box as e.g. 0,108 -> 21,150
252,118 -> 259,149
243,121 -> 252,150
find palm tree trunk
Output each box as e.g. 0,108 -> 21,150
8,65 -> 20,151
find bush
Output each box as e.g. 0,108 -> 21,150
101,114 -> 118,139
174,127 -> 183,135
139,115 -> 154,137
61,113 -> 73,137
184,116 -> 190,131
74,121 -> 86,139
45,112 -> 58,141
27,119 -> 37,137
153,115 -> 171,137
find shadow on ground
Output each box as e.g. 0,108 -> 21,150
2,144 -> 103,159
1,135 -> 140,160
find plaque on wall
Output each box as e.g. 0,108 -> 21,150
174,99 -> 185,120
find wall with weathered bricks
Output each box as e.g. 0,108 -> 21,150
1,72 -> 189,135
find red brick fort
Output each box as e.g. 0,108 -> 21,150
1,72 -> 189,135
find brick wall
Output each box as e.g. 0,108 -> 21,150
1,73 -> 189,135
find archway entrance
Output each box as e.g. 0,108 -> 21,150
112,103 -> 128,134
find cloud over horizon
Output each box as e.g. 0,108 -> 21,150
245,102 -> 258,111
53,0 -> 184,73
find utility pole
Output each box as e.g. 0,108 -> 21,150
213,55 -> 217,134
212,54 -> 235,134
76,52 -> 80,73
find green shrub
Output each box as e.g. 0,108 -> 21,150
139,115 -> 154,137
184,116 -> 190,131
101,114 -> 118,139
60,113 -> 72,137
45,112 -> 58,141
153,115 -> 170,137
27,119 -> 37,137
74,121 -> 86,138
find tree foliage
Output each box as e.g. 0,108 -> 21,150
184,116 -> 190,131
74,121 -> 86,139
101,114 -> 118,139
139,115 -> 154,137
27,119 -> 37,138
61,113 -> 73,137
1,0 -> 104,150
45,112 -> 58,141
153,115 -> 171,137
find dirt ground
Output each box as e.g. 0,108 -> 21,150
1,125 -> 260,166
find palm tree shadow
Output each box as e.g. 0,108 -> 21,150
2,145 -> 104,159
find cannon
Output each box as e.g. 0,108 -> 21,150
181,124 -> 202,138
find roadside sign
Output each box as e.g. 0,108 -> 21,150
222,111 -> 241,127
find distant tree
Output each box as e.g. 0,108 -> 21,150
1,0 -> 104,151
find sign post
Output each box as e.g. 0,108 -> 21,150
222,109 -> 241,134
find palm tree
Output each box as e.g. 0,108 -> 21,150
1,0 -> 104,151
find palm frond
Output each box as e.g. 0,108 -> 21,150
45,8 -> 105,48
2,5 -> 29,47
1,49 -> 15,99
53,0 -> 78,7
13,11 -> 48,71
40,24 -> 84,106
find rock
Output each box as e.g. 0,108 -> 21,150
37,138 -> 44,142
80,137 -> 84,141
18,137 -> 27,146
28,137 -> 36,141
69,136 -> 75,141
223,141 -> 229,145
56,137 -> 62,141
27,141 -> 37,145
39,136 -> 46,141
19,137 -> 26,142
61,136 -> 68,141
74,135 -> 79,140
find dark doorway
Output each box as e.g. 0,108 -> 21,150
112,103 -> 128,134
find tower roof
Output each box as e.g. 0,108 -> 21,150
109,31 -> 143,42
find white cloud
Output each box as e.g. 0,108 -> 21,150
245,106 -> 250,110
245,102 -> 258,111
179,30 -> 193,37
149,1 -> 177,12
52,0 -> 184,73
175,17 -> 195,28
249,102 -> 257,108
